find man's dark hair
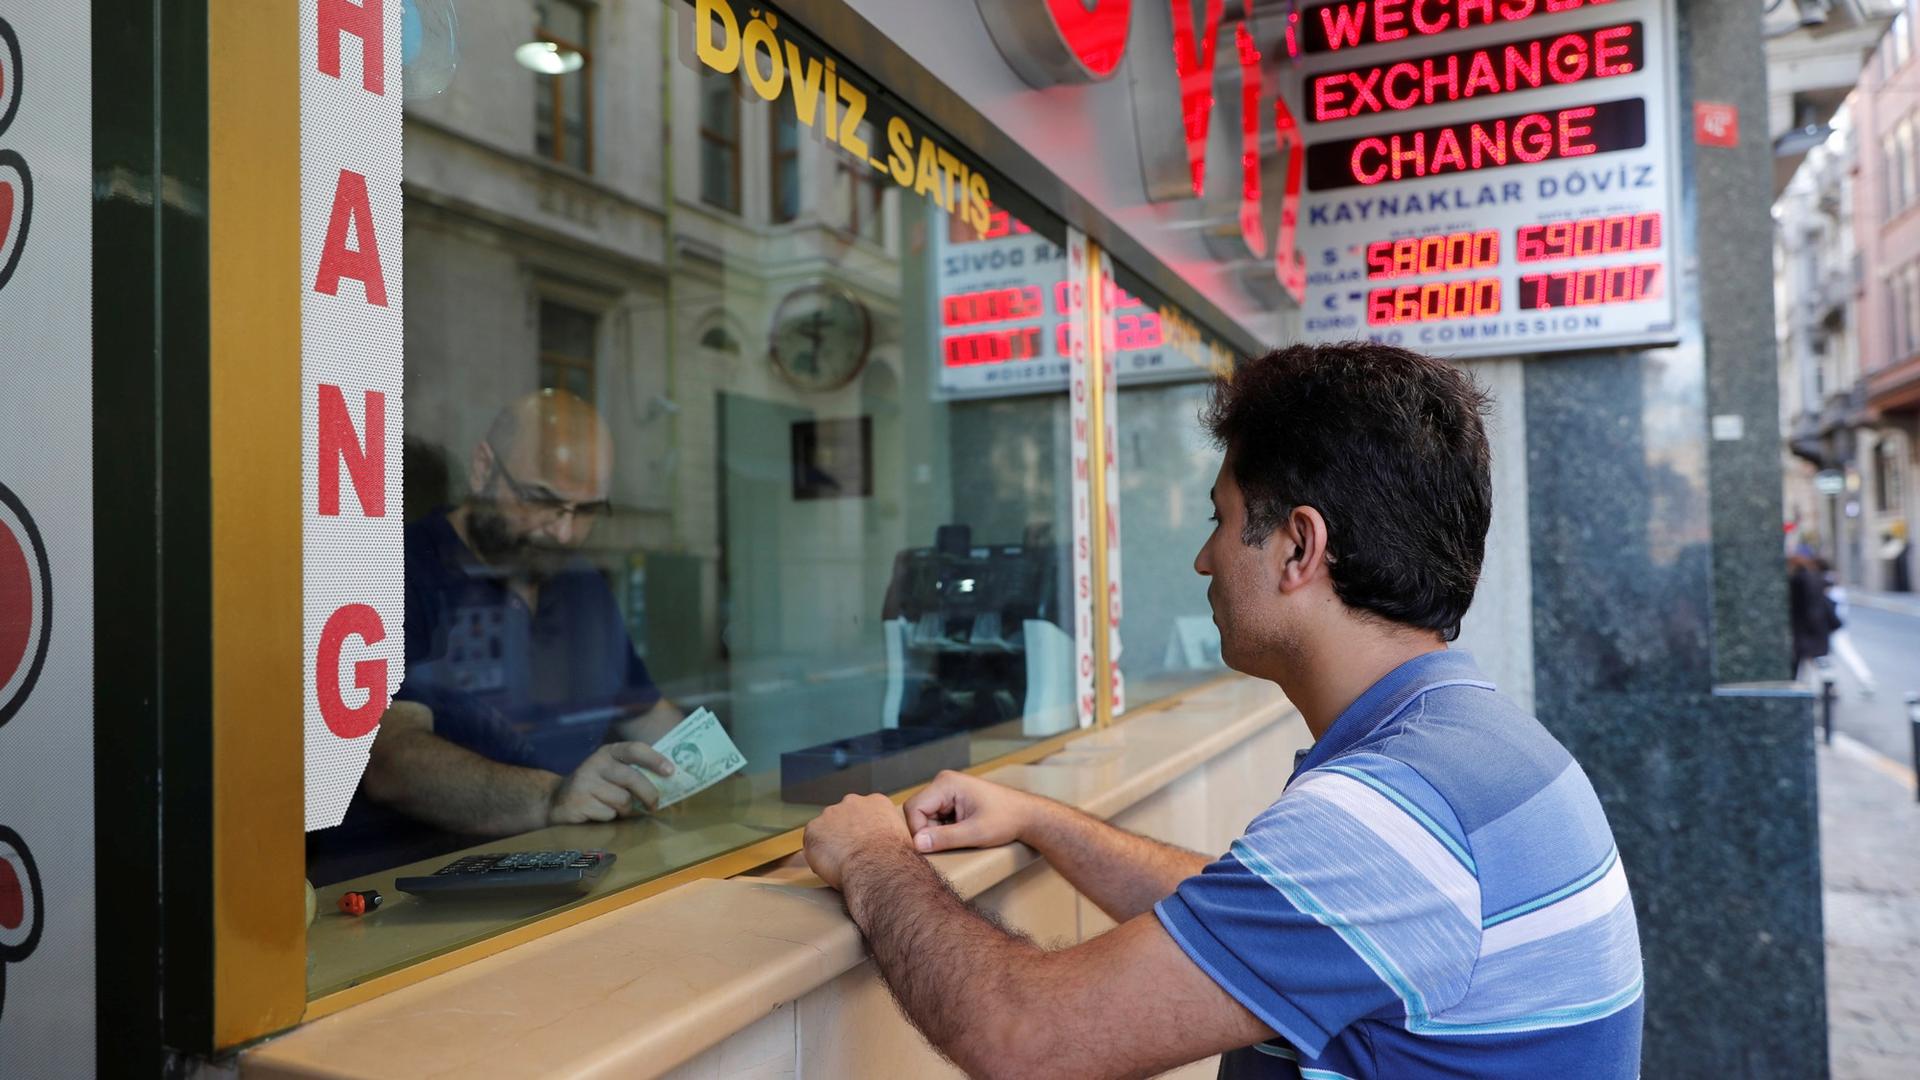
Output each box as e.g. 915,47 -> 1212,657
1202,342 -> 1492,641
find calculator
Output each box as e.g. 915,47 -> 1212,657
394,849 -> 615,900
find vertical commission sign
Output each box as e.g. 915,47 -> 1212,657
303,0 -> 404,830
1296,0 -> 1681,358
0,6 -> 92,1074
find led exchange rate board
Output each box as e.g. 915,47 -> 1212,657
1297,0 -> 1681,358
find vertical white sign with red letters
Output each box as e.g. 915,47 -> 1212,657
1066,228 -> 1096,729
0,6 -> 94,1074
302,0 -> 404,831
1097,248 -> 1125,718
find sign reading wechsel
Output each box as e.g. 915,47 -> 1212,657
302,0 -> 405,831
1297,0 -> 1680,359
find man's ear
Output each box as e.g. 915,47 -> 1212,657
1275,505 -> 1331,593
468,441 -> 496,497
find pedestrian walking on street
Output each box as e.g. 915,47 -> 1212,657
1790,551 -> 1840,680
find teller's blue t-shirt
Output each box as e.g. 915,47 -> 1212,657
306,509 -> 661,884
1156,651 -> 1644,1079
393,509 -> 661,774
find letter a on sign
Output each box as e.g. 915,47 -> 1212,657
315,169 -> 388,305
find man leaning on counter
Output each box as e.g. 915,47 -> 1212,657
803,343 -> 1646,1079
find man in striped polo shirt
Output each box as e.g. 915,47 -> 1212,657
803,342 -> 1644,1078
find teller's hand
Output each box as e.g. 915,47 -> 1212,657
548,742 -> 675,824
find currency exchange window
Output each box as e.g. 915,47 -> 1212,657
1106,261 -> 1241,709
302,0 -> 1081,995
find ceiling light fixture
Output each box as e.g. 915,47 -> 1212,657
515,40 -> 584,75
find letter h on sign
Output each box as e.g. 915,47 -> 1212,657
318,0 -> 385,95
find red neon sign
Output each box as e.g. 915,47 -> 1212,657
1310,23 -> 1642,123
1048,0 -> 1131,78
1367,277 -> 1501,324
1232,22 -> 1267,258
1365,228 -> 1500,279
1519,262 -> 1662,309
1307,97 -> 1645,191
1516,210 -> 1661,262
1302,0 -> 1619,54
1171,0 -> 1225,197
1274,94 -> 1307,301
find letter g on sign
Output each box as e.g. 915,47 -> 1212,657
316,603 -> 389,739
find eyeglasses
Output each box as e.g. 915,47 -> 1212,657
492,458 -> 612,523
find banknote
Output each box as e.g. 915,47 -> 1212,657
638,708 -> 747,809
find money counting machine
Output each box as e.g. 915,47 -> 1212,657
778,524 -> 1076,804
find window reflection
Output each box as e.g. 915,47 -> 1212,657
305,0 -> 1079,996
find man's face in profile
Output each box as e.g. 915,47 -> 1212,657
1193,457 -> 1287,677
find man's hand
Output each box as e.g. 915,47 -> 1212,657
901,770 -> 1042,854
803,793 -> 914,889
548,742 -> 676,824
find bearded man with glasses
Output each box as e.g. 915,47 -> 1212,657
308,389 -> 685,884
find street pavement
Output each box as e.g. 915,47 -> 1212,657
1820,735 -> 1920,1079
1818,592 -> 1920,766
1799,591 -> 1920,1076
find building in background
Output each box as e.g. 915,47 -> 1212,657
1766,0 -> 1904,195
1779,7 -> 1920,591
1851,7 -> 1920,590
1775,104 -> 1864,575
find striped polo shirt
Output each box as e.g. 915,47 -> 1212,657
1156,650 -> 1643,1079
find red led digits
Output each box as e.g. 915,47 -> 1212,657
1365,228 -> 1500,279
941,286 -> 1045,327
1367,278 -> 1501,325
1311,23 -> 1641,123
1114,312 -> 1163,350
1518,263 -> 1662,309
947,203 -> 1034,244
1516,211 -> 1660,262
944,326 -> 1046,367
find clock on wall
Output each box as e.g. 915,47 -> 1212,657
769,284 -> 872,393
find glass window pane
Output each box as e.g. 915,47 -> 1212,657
539,0 -> 587,45
561,69 -> 590,170
701,73 -> 736,138
702,143 -> 737,210
535,76 -> 557,160
540,300 -> 598,359
1105,265 -> 1239,706
307,0 -> 1088,997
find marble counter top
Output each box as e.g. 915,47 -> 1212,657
243,677 -> 1296,1079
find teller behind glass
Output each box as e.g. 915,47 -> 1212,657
307,390 -> 684,885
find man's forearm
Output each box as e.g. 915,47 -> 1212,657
841,846 -> 1049,1079
1020,797 -> 1210,924
362,729 -> 558,836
